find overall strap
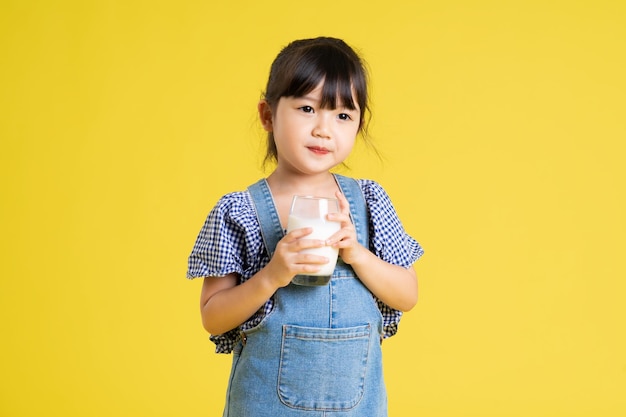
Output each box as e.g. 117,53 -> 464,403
334,174 -> 369,249
248,179 -> 283,258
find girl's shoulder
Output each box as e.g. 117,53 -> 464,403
209,190 -> 257,228
354,178 -> 394,206
213,190 -> 254,210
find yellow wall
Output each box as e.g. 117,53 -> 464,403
2,1 -> 625,416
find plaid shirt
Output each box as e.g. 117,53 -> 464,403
187,179 -> 424,353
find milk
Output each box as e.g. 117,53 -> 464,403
287,215 -> 341,277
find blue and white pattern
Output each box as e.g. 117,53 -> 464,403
187,179 -> 424,353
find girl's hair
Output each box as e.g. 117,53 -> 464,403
262,37 -> 371,167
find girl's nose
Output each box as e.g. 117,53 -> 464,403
312,117 -> 331,139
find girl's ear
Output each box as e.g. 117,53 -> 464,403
258,100 -> 273,132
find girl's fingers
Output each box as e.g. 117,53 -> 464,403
325,228 -> 347,245
283,229 -> 326,250
284,227 -> 313,241
296,253 -> 329,265
326,210 -> 351,226
335,190 -> 351,215
294,238 -> 326,251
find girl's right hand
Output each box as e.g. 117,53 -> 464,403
266,227 -> 328,288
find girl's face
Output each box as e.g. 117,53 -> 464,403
260,83 -> 360,176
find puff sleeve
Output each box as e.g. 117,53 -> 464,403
359,179 -> 424,267
187,191 -> 264,281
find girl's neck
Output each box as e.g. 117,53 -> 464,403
266,170 -> 339,199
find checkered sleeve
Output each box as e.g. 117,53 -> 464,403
186,191 -> 267,353
186,191 -> 257,280
359,179 -> 424,267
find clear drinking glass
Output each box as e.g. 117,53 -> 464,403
286,195 -> 341,286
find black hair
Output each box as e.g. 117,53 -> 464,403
262,37 -> 371,166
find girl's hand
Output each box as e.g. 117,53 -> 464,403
266,227 -> 329,288
326,191 -> 368,266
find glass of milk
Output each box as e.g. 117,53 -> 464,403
287,195 -> 341,286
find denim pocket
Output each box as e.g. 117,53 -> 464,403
278,324 -> 371,411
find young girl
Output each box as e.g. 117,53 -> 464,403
187,37 -> 423,416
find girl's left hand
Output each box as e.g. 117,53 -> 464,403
326,190 -> 368,266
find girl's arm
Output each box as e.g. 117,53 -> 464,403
200,271 -> 275,335
200,227 -> 330,335
344,249 -> 418,312
327,191 -> 418,312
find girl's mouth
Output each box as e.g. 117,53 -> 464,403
307,146 -> 330,155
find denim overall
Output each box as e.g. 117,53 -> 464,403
222,174 -> 387,417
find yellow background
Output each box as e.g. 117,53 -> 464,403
1,1 -> 625,416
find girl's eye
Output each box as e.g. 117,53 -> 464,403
299,106 -> 314,113
338,113 -> 353,121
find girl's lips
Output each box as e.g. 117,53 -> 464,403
307,146 -> 330,155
